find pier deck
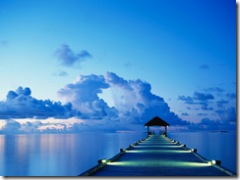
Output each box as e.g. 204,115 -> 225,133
80,135 -> 234,176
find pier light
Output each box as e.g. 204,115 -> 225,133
210,160 -> 221,165
102,159 -> 107,163
191,148 -> 197,152
98,159 -> 108,164
180,144 -> 186,147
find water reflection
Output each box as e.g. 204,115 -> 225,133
168,131 -> 236,174
0,132 -> 146,176
0,131 -> 235,176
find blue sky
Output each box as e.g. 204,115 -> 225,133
0,0 -> 237,133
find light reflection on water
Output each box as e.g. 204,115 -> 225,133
0,132 -> 146,176
168,131 -> 237,174
0,131 -> 237,176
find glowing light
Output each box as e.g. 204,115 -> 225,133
209,160 -> 221,165
180,144 -> 186,147
134,145 -> 182,149
126,149 -> 192,154
98,159 -> 108,164
191,148 -> 197,152
107,160 -> 210,167
102,159 -> 107,163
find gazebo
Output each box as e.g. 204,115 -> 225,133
144,116 -> 170,136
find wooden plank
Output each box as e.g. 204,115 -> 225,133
80,135 -> 235,176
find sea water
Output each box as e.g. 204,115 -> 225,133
168,130 -> 237,174
0,131 -> 237,176
0,132 -> 146,176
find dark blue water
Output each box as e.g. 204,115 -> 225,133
168,131 -> 237,174
0,131 -> 237,176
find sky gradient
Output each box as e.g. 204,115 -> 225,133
0,0 -> 237,133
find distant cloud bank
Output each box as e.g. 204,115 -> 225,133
0,86 -> 77,119
178,88 -> 236,130
0,73 -> 236,134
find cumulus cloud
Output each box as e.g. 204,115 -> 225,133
0,86 -> 78,119
58,74 -> 118,120
57,72 -> 189,126
0,74 -> 191,132
55,44 -> 92,67
0,73 -> 236,133
104,72 -> 189,126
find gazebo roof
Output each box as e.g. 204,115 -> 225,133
144,116 -> 169,127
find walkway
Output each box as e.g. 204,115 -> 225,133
80,135 -> 235,176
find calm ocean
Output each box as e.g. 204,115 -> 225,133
0,131 -> 237,176
167,131 -> 237,174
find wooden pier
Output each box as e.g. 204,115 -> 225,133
79,135 -> 235,176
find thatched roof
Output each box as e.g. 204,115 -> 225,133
144,116 -> 169,127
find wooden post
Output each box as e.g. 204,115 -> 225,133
164,126 -> 167,136
147,126 -> 150,135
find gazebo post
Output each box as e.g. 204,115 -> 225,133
164,126 -> 167,136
